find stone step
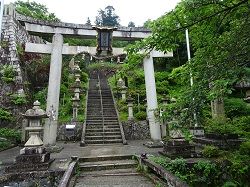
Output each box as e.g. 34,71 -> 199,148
85,132 -> 121,136
79,155 -> 133,162
79,159 -> 136,171
86,128 -> 120,132
79,168 -> 138,176
85,139 -> 123,144
85,135 -> 122,140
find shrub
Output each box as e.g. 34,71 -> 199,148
134,111 -> 147,120
0,140 -> 11,150
0,108 -> 13,121
11,94 -> 27,105
202,145 -> 221,158
0,128 -> 21,143
239,141 -> 250,156
0,65 -> 16,83
204,117 -> 239,135
224,98 -> 250,118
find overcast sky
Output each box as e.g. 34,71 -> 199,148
5,0 -> 181,26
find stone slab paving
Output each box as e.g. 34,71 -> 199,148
75,175 -> 155,187
0,140 -> 161,171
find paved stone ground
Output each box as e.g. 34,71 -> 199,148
0,140 -> 161,165
0,140 -> 162,184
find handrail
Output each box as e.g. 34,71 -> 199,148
58,158 -> 78,187
80,79 -> 89,146
109,83 -> 127,145
97,74 -> 105,144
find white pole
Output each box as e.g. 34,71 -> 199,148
185,29 -> 198,127
0,0 -> 4,42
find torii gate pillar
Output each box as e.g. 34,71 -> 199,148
143,50 -> 173,141
43,33 -> 63,146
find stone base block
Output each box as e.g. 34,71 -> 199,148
194,137 -> 243,149
16,152 -> 50,163
143,141 -> 163,148
162,139 -> 196,158
5,159 -> 54,173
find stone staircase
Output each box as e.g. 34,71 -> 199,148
74,155 -> 155,187
82,72 -> 126,145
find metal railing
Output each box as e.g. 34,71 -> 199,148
80,79 -> 89,146
109,82 -> 127,145
97,74 -> 105,144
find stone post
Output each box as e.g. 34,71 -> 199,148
211,98 -> 226,119
127,96 -> 134,120
143,55 -> 161,141
43,33 -> 63,146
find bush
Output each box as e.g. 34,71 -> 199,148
224,98 -> 250,118
239,141 -> 250,156
204,117 -> 239,135
0,108 -> 13,122
0,128 -> 21,143
134,111 -> 147,120
0,65 -> 16,83
0,140 -> 11,150
202,145 -> 221,158
11,94 -> 27,105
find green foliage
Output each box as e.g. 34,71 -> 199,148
0,128 -> 21,143
15,0 -> 60,22
204,117 -> 239,135
0,108 -> 13,122
0,65 -> 15,83
239,141 -> 250,156
224,98 -> 250,118
202,145 -> 221,158
191,161 -> 219,186
0,140 -> 12,150
10,94 -> 27,105
95,6 -> 120,26
134,111 -> 147,120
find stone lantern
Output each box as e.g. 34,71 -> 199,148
5,101 -> 52,173
23,100 -> 47,147
127,96 -> 134,120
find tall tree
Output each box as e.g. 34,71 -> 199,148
126,0 -> 250,125
128,21 -> 135,27
15,0 -> 59,22
85,17 -> 92,26
95,6 -> 120,26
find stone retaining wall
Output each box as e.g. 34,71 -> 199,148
122,120 -> 150,140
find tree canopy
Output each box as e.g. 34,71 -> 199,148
126,0 -> 250,125
95,6 -> 120,27
15,0 -> 60,22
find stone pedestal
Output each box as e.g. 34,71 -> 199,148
5,147 -> 52,173
161,139 -> 195,158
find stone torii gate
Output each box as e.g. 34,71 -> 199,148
22,19 -> 173,145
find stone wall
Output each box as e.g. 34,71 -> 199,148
0,14 -> 43,127
122,120 -> 151,140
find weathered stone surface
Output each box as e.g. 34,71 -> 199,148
57,122 -> 83,141
122,120 -> 150,140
